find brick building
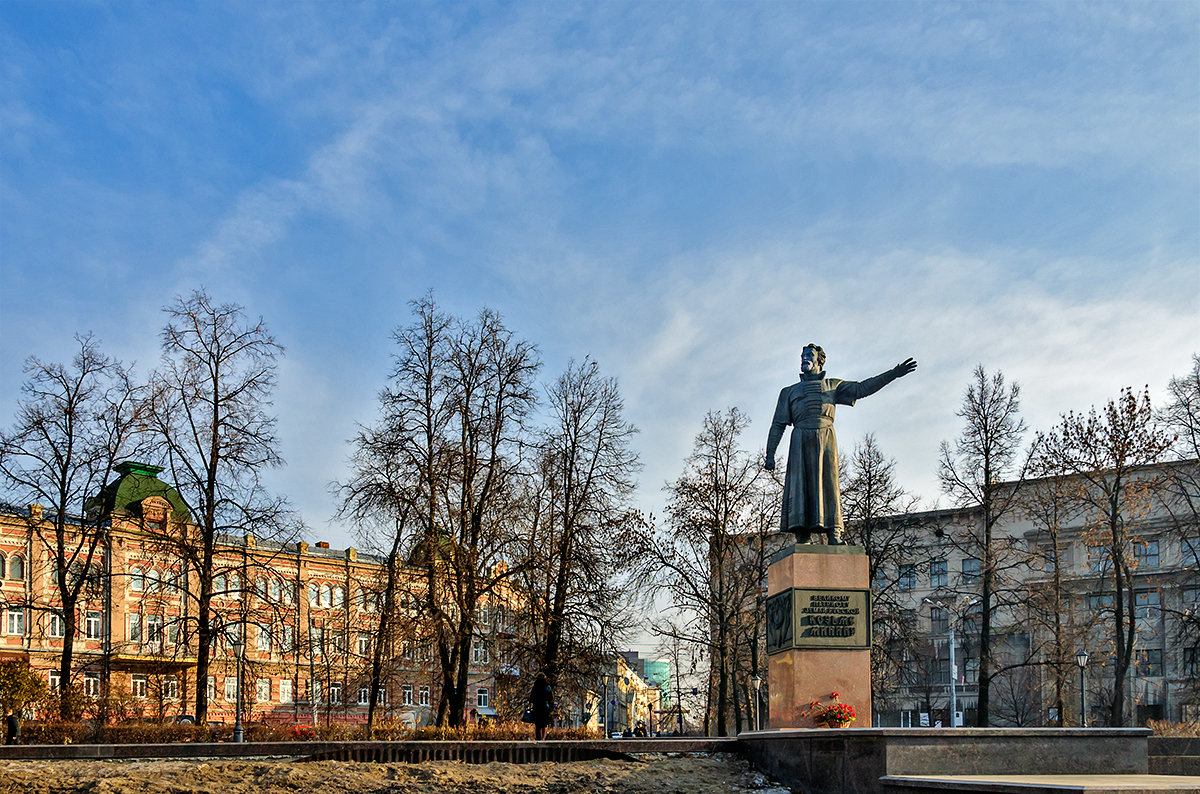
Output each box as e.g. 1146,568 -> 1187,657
0,462 -> 511,726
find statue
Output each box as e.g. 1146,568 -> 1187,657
765,344 -> 917,545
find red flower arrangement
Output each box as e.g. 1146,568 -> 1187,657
801,692 -> 856,727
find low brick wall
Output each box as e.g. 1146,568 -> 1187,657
738,728 -> 1152,794
1149,736 -> 1200,777
0,737 -> 737,764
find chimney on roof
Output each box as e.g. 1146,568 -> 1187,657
346,548 -> 357,561
316,542 -> 330,549
244,534 -> 256,548
29,504 -> 43,519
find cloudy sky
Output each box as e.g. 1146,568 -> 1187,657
2,2 -> 1198,553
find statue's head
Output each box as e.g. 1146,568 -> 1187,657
801,344 -> 826,374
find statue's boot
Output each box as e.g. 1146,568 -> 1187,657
791,530 -> 813,545
826,529 -> 847,546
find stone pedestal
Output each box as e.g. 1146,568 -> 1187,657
766,545 -> 872,729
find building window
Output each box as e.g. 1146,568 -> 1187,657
476,687 -> 489,709
333,586 -> 344,607
207,676 -> 216,702
86,611 -> 103,640
330,681 -> 342,705
165,675 -> 179,700
167,620 -> 179,646
358,634 -> 371,657
130,568 -> 145,592
961,558 -> 981,583
930,560 -> 947,588
1136,590 -> 1161,621
1184,647 -> 1199,677
147,614 -> 163,644
282,625 -> 294,652
129,614 -> 142,643
146,569 -> 162,592
49,670 -> 61,691
1135,540 -> 1160,570
308,583 -> 319,607
473,641 -> 490,665
280,678 -> 293,704
1136,648 -> 1163,677
332,630 -> 346,654
9,555 -> 24,581
1088,593 -> 1114,611
0,554 -> 5,578
930,607 -> 948,634
225,677 -> 237,702
402,684 -> 413,706
131,674 -> 147,699
898,564 -> 916,591
229,573 -> 240,598
358,686 -> 370,706
5,608 -> 24,636
320,584 -> 332,609
419,686 -> 430,707
1086,544 -> 1111,575
84,672 -> 101,697
257,624 -> 272,653
48,612 -> 64,638
257,678 -> 271,703
311,627 -> 324,656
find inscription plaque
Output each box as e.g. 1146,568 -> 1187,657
767,587 -> 871,654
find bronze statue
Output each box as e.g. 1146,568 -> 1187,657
765,344 -> 916,544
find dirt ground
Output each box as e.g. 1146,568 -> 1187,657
0,754 -> 793,793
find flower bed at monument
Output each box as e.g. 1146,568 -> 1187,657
801,692 -> 857,727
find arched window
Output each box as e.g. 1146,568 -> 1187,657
270,580 -> 281,601
355,589 -> 366,611
320,584 -> 332,609
130,568 -> 145,592
308,583 -> 319,607
0,553 -> 6,579
333,587 -> 344,607
214,574 -> 226,596
256,578 -> 269,600
9,556 -> 25,582
229,573 -> 241,598
146,569 -> 161,592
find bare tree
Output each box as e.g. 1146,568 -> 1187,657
938,365 -> 1030,726
840,433 -> 928,712
1036,387 -> 1175,726
145,289 -> 292,724
334,420 -> 413,736
1159,355 -> 1200,712
1019,468 -> 1094,726
365,296 -> 540,727
518,357 -> 641,697
0,334 -> 143,718
629,408 -> 774,735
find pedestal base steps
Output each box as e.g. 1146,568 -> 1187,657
737,728 -> 1192,794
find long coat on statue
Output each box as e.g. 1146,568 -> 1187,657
766,368 -> 901,536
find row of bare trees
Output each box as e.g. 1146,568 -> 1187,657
335,294 -> 643,732
911,360 -> 1196,727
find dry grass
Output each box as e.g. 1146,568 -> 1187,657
1146,719 -> 1200,737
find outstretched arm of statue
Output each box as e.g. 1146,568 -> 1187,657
836,357 -> 918,405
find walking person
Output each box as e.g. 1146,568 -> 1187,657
529,672 -> 553,741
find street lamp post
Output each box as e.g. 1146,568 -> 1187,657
232,635 -> 245,743
751,674 -> 762,731
1075,649 -> 1089,728
923,596 -> 977,728
601,674 -> 611,737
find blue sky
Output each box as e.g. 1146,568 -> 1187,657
3,1 -> 1198,554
